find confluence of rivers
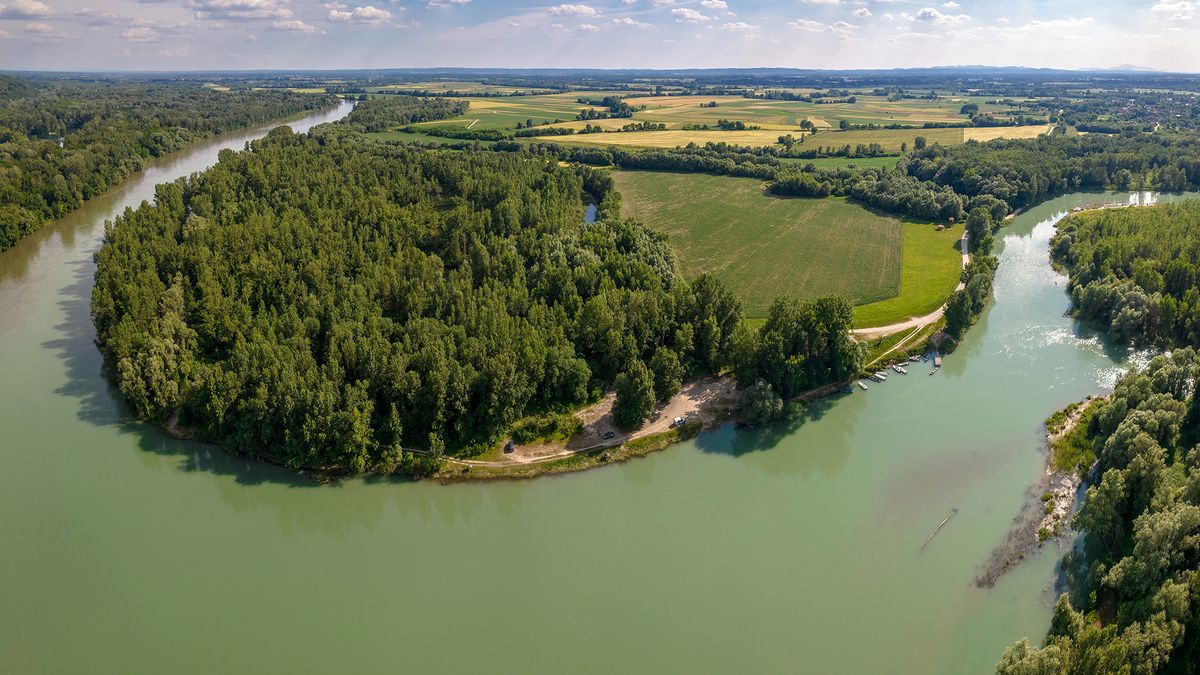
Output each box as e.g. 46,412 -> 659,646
0,103 -> 1186,673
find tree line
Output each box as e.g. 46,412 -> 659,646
0,78 -> 336,252
342,96 -> 468,132
998,349 -> 1200,674
1051,202 -> 1200,348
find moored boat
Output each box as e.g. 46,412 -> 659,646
857,381 -> 869,390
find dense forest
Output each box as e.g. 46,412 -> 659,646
342,96 -> 468,132
998,350 -> 1200,674
0,78 -> 336,252
91,129 -> 763,472
1051,202 -> 1200,347
903,133 -> 1200,212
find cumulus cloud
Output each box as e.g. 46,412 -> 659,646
24,21 -> 67,38
121,26 -> 159,41
942,0 -> 958,7
852,7 -> 870,17
327,3 -> 392,23
612,16 -> 648,26
186,0 -> 292,21
1151,1 -> 1194,19
577,22 -> 598,30
271,18 -> 319,32
0,0 -> 53,19
789,17 -> 854,33
671,7 -> 711,21
427,0 -> 469,6
913,7 -> 970,25
720,20 -> 754,29
548,3 -> 599,16
700,0 -> 727,8
802,0 -> 841,4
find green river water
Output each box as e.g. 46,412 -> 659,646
0,105 -> 1185,673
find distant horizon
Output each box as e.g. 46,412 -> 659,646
2,0 -> 1196,73
2,64 -> 1193,76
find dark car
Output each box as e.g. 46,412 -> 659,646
602,431 -> 615,440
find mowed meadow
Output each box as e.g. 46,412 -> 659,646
613,170 -> 965,326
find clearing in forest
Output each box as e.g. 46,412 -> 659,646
613,170 -> 965,326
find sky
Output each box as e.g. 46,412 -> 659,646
0,0 -> 1197,72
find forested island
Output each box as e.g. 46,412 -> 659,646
0,75 -> 336,251
1052,202 -> 1200,347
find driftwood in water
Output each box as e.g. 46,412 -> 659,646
921,508 -> 958,552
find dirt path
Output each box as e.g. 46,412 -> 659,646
436,377 -> 737,468
466,119 -> 479,129
852,233 -> 969,341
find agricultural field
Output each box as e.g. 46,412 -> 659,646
404,91 -> 637,130
850,220 -> 964,328
612,170 -> 964,326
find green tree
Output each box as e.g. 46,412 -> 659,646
613,359 -> 656,430
649,347 -> 683,402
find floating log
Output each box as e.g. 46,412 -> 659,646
921,508 -> 958,552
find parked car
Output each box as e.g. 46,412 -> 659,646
602,431 -> 615,440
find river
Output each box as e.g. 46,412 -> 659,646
0,105 -> 1184,672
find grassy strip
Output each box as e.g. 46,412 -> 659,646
1048,400 -> 1100,476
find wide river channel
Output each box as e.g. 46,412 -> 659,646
0,104 -> 1187,673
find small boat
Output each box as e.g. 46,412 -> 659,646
870,373 -> 885,382
892,365 -> 908,375
930,367 -> 939,376
909,355 -> 921,363
857,381 -> 869,390
875,371 -> 889,380
934,354 -> 943,367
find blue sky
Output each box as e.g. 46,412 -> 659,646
0,0 -> 1195,72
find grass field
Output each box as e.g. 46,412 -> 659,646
850,221 -> 964,327
614,171 -> 901,317
612,170 -> 964,326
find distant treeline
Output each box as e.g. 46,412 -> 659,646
0,78 -> 336,252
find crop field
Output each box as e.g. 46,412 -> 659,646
371,81 -> 555,95
406,91 -> 638,130
613,171 -> 902,317
612,170 -> 965,326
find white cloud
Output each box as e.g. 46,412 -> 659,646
427,0 -> 469,6
802,0 -> 841,4
271,18 -> 319,32
720,20 -> 754,29
649,0 -> 675,6
76,8 -> 121,25
577,22 -> 598,30
671,7 -> 711,21
612,16 -> 648,26
121,26 -> 159,41
700,0 -> 727,8
1151,1 -> 1194,19
185,0 -> 292,21
548,3 -> 599,16
0,0 -> 53,19
913,7 -> 970,25
327,4 -> 392,23
24,21 -> 67,38
789,17 -> 854,33
941,0 -> 958,7
996,16 -> 1008,24
852,7 -> 870,17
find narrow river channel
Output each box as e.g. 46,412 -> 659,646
0,105 -> 1187,672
